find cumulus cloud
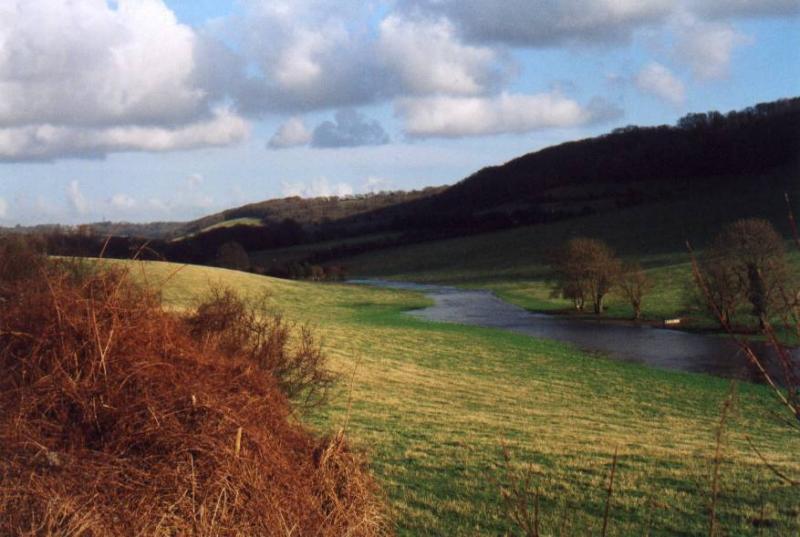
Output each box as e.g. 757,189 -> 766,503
229,0 -> 797,116
675,18 -> 752,80
282,177 -> 354,198
66,180 -> 89,215
311,110 -> 390,148
398,0 -> 797,46
397,92 -> 620,138
233,1 -> 387,114
268,118 -> 313,149
635,63 -> 686,106
378,15 -> 502,96
0,108 -> 249,162
0,0 -> 249,161
1,0 -> 794,162
110,194 -> 137,210
397,0 -> 673,46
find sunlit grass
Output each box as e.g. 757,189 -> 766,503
104,259 -> 800,535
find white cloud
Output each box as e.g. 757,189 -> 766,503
0,0 -> 794,162
364,176 -> 392,193
0,197 -> 8,218
268,117 -> 312,149
110,194 -> 136,210
66,180 -> 89,215
0,0 -> 249,161
282,177 -> 354,198
0,0 -> 202,128
397,92 -> 619,138
675,18 -> 752,80
635,63 -> 686,106
234,1 -> 385,113
378,15 -> 500,96
0,108 -> 249,161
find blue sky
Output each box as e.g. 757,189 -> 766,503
0,0 -> 797,225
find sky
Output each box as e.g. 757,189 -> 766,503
0,0 -> 797,225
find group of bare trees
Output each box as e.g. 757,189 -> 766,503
550,238 -> 650,318
692,218 -> 791,330
551,218 -> 793,327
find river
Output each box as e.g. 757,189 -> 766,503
352,279 -> 797,383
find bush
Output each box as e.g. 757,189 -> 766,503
186,285 -> 336,410
0,256 -> 387,536
0,233 -> 46,283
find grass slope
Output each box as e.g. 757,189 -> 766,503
104,259 -> 800,535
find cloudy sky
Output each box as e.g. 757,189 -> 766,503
0,0 -> 797,225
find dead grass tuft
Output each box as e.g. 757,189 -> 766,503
0,252 -> 388,536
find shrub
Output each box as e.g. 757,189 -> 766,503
186,285 -> 336,410
0,233 -> 46,283
0,257 -> 387,536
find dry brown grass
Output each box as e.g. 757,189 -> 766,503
0,250 -> 389,536
186,285 -> 336,412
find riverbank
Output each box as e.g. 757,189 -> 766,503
354,279 -> 795,383
486,278 -> 800,346
346,248 -> 799,344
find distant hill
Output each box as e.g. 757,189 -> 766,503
435,97 -> 800,214
26,96 -> 800,275
170,187 -> 445,240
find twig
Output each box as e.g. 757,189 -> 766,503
745,435 -> 800,486
785,193 -> 800,250
687,241 -> 797,420
601,447 -> 618,537
709,382 -> 737,537
0,330 -> 34,339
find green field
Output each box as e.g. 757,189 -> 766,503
105,258 -> 800,535
171,217 -> 264,241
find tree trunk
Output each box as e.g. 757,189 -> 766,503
594,294 -> 604,314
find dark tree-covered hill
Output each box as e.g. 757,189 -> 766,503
23,96 -> 800,273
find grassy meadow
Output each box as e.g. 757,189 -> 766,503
102,258 -> 800,535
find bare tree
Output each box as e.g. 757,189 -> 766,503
618,262 -> 650,320
707,218 -> 788,329
688,257 -> 743,327
552,238 -> 622,314
690,204 -> 799,487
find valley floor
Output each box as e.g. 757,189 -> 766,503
117,259 -> 799,535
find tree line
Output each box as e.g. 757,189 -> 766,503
549,218 -> 794,330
